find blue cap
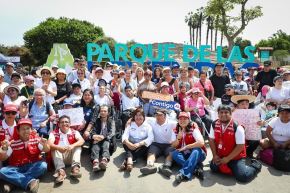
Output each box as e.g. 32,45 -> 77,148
63,99 -> 74,106
172,63 -> 180,69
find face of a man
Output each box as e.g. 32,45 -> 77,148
100,107 -> 109,118
59,118 -> 70,133
237,100 -> 250,109
18,124 -> 32,141
218,110 -> 231,123
155,113 -> 166,125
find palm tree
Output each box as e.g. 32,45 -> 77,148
206,16 -> 211,45
185,13 -> 193,45
210,17 -> 214,51
214,15 -> 220,50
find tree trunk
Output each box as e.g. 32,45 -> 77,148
192,28 -> 195,47
195,27 -> 198,47
206,24 -> 209,45
220,31 -> 223,46
228,38 -> 234,57
189,26 -> 192,45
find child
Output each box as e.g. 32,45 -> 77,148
177,83 -> 187,111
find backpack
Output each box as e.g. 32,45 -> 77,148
28,100 -> 50,115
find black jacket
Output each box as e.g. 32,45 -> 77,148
90,117 -> 115,141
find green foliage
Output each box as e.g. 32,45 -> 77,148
126,40 -> 143,61
94,36 -> 116,62
255,30 -> 290,51
0,44 -> 9,55
24,17 -> 104,65
273,50 -> 289,66
7,46 -> 36,67
234,37 -> 252,58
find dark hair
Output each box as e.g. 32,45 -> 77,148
217,105 -> 232,113
176,121 -> 197,132
199,70 -> 207,77
59,115 -> 71,123
273,75 -> 283,83
153,67 -> 163,79
131,107 -> 145,122
237,99 -> 249,104
80,89 -> 95,108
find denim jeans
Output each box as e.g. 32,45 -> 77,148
0,161 -> 47,190
143,103 -> 155,117
210,158 -> 257,183
172,148 -> 206,179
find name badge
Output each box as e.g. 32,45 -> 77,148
218,144 -> 223,149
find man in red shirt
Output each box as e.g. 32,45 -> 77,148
0,118 -> 50,193
209,105 -> 261,182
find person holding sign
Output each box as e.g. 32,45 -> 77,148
0,119 -> 50,193
171,112 -> 206,183
209,105 -> 261,183
48,115 -> 84,184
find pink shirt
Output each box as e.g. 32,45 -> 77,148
194,80 -> 214,96
186,97 -> 206,116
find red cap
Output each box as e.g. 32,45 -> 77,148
3,104 -> 18,112
18,118 -> 32,127
178,112 -> 190,119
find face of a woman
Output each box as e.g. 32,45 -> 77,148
57,73 -> 66,81
163,70 -> 170,77
178,116 -> 190,128
274,79 -> 283,87
180,70 -> 188,78
279,111 -> 290,122
236,74 -> 243,81
41,70 -> 51,79
237,100 -> 250,109
95,70 -> 103,79
134,112 -> 144,125
155,69 -> 161,76
200,74 -> 207,81
137,70 -> 143,76
11,76 -> 20,84
125,71 -> 131,79
83,91 -> 93,103
8,88 -> 18,98
34,91 -> 44,102
26,80 -> 34,87
99,86 -> 106,94
77,70 -> 85,79
161,86 -> 169,94
191,92 -> 199,99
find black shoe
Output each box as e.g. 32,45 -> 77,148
250,159 -> 262,173
194,167 -> 204,180
175,173 -> 185,183
140,165 -> 157,175
158,165 -> 172,178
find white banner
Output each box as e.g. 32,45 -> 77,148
58,107 -> 84,126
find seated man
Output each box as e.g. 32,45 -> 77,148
90,105 -> 115,172
48,115 -> 84,184
0,119 -> 49,193
140,108 -> 176,177
209,105 -> 261,183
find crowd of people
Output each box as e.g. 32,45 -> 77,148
0,59 -> 289,193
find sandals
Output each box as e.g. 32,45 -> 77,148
70,166 -> 82,178
54,169 -> 66,184
126,162 -> 133,172
119,160 -> 133,172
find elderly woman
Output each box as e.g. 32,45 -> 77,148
28,88 -> 55,138
260,104 -> 290,149
94,85 -> 113,106
35,66 -> 57,104
185,88 -> 212,134
10,73 -> 25,90
172,112 -> 206,183
72,67 -> 91,92
54,69 -> 72,112
266,76 -> 290,105
120,108 -> 154,172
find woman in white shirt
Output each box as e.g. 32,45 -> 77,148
120,108 -> 154,172
3,85 -> 27,107
94,85 -> 113,106
266,76 -> 290,105
72,68 -> 91,92
260,104 -> 290,149
35,66 -> 57,104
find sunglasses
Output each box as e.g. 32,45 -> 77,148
5,111 -> 17,115
41,71 -> 51,75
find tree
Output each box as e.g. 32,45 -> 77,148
6,46 -> 36,67
94,36 -> 116,62
255,30 -> 290,51
206,0 -> 263,55
0,44 -> 9,55
185,12 -> 193,45
234,37 -> 252,58
273,50 -> 289,66
126,40 -> 143,61
23,17 -> 104,65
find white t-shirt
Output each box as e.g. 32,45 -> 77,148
268,117 -> 290,142
121,94 -> 140,111
145,117 -> 176,144
120,78 -> 137,93
209,123 -> 245,144
34,79 -> 57,104
3,95 -> 27,106
94,94 -> 112,106
266,87 -> 289,103
231,81 -> 248,92
0,82 -> 9,93
49,129 -> 82,147
72,78 -> 91,92
1,120 -> 17,139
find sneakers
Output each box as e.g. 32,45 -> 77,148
250,159 -> 262,173
29,179 -> 39,193
194,163 -> 204,180
175,173 -> 186,183
93,161 -> 101,172
158,165 -> 172,178
99,158 -> 108,171
70,166 -> 82,178
54,169 -> 67,184
140,165 -> 157,175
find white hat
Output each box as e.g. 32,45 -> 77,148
161,82 -> 169,88
36,66 -> 55,78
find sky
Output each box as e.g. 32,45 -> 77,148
0,0 -> 289,46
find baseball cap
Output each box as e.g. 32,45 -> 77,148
225,84 -> 234,89
6,62 -> 15,68
4,104 -> 18,112
63,99 -> 74,106
18,118 -> 32,127
278,104 -> 290,113
161,82 -> 169,88
172,63 -> 180,69
264,61 -> 272,66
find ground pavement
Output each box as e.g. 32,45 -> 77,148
7,142 -> 290,193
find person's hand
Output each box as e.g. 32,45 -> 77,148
92,135 -> 101,142
220,156 -> 230,164
257,120 -> 264,127
177,131 -> 183,141
66,145 -> 74,151
80,120 -> 86,129
39,137 -> 47,146
178,145 -> 188,152
128,142 -> 137,150
55,99 -> 59,104
83,131 -> 90,140
40,122 -> 47,128
42,84 -> 48,91
1,140 -> 14,151
213,155 -> 221,165
58,146 -> 68,153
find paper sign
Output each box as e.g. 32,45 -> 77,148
58,107 -> 84,126
103,70 -> 113,83
142,91 -> 171,101
150,100 -> 180,111
232,109 -> 261,140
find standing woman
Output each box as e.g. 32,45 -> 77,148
135,67 -> 145,86
178,67 -> 194,92
157,67 -> 179,96
35,66 -> 57,104
54,69 -> 72,112
110,70 -> 121,111
172,112 -> 206,183
120,108 -> 154,172
152,67 -> 163,85
72,67 -> 91,92
194,71 -> 214,104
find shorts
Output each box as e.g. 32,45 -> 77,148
148,142 -> 174,157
